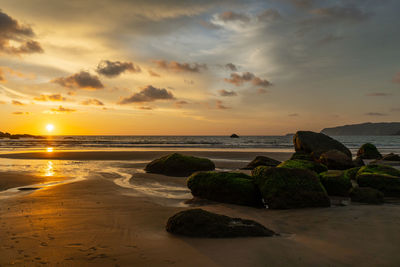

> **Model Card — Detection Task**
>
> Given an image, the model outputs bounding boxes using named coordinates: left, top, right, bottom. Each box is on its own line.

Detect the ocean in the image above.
left=0, top=135, right=399, bottom=155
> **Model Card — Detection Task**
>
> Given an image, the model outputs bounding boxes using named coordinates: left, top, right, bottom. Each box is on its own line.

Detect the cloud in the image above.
left=393, top=72, right=400, bottom=83
left=0, top=9, right=44, bottom=55
left=34, top=94, right=66, bottom=101
left=12, top=111, right=29, bottom=115
left=224, top=72, right=272, bottom=87
left=81, top=98, right=104, bottom=106
left=11, top=100, right=25, bottom=105
left=287, top=0, right=315, bottom=9
left=148, top=69, right=161, bottom=77
left=0, top=68, right=5, bottom=82
left=217, top=11, right=250, bottom=23
left=199, top=19, right=222, bottom=30
left=96, top=60, right=141, bottom=78
left=257, top=88, right=268, bottom=94
left=138, top=106, right=153, bottom=110
left=224, top=63, right=237, bottom=71
left=153, top=60, right=207, bottom=73
left=288, top=113, right=299, bottom=117
left=216, top=100, right=230, bottom=110
left=118, top=85, right=175, bottom=104
left=52, top=71, right=104, bottom=90
left=257, top=9, right=282, bottom=22
left=366, top=92, right=391, bottom=97
left=50, top=106, right=76, bottom=113
left=364, top=112, right=386, bottom=116
left=175, top=100, right=189, bottom=108
left=317, top=34, right=344, bottom=45
left=391, top=108, right=400, bottom=112
left=309, top=5, right=371, bottom=24
left=218, top=89, right=237, bottom=97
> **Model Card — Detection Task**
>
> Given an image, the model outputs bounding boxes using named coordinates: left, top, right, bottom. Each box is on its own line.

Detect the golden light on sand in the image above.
left=47, top=147, right=54, bottom=152
left=46, top=124, right=55, bottom=132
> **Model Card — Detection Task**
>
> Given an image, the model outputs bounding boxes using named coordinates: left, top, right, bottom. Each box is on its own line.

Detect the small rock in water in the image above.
left=230, top=133, right=239, bottom=138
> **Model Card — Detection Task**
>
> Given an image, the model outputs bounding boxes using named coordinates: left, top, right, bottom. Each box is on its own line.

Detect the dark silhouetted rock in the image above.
left=343, top=167, right=361, bottom=181
left=230, top=134, right=239, bottom=138
left=277, top=159, right=328, bottom=174
left=350, top=187, right=384, bottom=204
left=321, top=122, right=400, bottom=136
left=356, top=165, right=400, bottom=197
left=145, top=153, right=215, bottom=177
left=290, top=151, right=314, bottom=161
left=166, top=209, right=275, bottom=238
left=356, top=143, right=382, bottom=159
left=252, top=167, right=330, bottom=209
left=242, top=156, right=281, bottom=170
left=293, top=131, right=352, bottom=158
left=187, top=172, right=263, bottom=207
left=382, top=153, right=400, bottom=161
left=319, top=149, right=354, bottom=170
left=319, top=170, right=352, bottom=196
left=353, top=157, right=365, bottom=167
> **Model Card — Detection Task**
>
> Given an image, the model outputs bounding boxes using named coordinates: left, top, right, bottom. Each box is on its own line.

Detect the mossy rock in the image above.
left=242, top=156, right=281, bottom=170
left=166, top=209, right=275, bottom=238
left=290, top=151, right=314, bottom=161
left=382, top=153, right=400, bottom=162
left=349, top=187, right=384, bottom=204
left=343, top=167, right=361, bottom=181
left=145, top=153, right=215, bottom=177
left=353, top=157, right=365, bottom=167
left=319, top=150, right=354, bottom=170
left=319, top=170, right=352, bottom=196
left=356, top=165, right=400, bottom=197
left=357, top=143, right=382, bottom=159
left=357, top=164, right=400, bottom=177
left=252, top=167, right=330, bottom=209
left=277, top=159, right=328, bottom=174
left=187, top=172, right=263, bottom=207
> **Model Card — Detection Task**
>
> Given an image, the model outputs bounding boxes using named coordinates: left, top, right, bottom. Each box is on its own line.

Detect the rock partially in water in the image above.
left=145, top=153, right=215, bottom=177
left=166, top=209, right=275, bottom=238
left=381, top=153, right=400, bottom=162
left=357, top=143, right=382, bottom=160
left=230, top=134, right=239, bottom=138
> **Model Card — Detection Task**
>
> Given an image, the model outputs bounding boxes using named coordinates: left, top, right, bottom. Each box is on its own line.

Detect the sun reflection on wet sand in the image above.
left=44, top=161, right=54, bottom=176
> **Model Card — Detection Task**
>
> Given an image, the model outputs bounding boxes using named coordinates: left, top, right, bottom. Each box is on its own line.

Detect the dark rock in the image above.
left=350, top=187, right=384, bottom=204
left=353, top=157, right=365, bottom=167
left=145, top=153, right=215, bottom=177
left=293, top=131, right=352, bottom=158
left=252, top=167, right=330, bottom=209
left=230, top=134, right=239, bottom=138
left=290, top=151, right=314, bottom=161
left=356, top=143, right=382, bottom=159
left=319, top=170, right=352, bottom=196
left=343, top=167, right=361, bottom=181
left=319, top=149, right=354, bottom=170
left=277, top=159, right=328, bottom=174
left=187, top=172, right=263, bottom=207
left=382, top=153, right=400, bottom=161
left=242, top=156, right=281, bottom=170
left=356, top=165, right=400, bottom=197
left=166, top=209, right=275, bottom=238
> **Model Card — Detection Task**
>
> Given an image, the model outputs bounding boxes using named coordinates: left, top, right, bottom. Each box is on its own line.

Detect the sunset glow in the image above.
left=46, top=124, right=55, bottom=133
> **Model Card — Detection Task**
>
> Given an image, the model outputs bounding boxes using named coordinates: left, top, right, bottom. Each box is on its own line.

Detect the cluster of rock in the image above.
left=144, top=133, right=400, bottom=237
left=0, top=131, right=45, bottom=140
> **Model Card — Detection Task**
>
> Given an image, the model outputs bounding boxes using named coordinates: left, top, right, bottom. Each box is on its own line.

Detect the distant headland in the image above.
left=321, top=122, right=400, bottom=136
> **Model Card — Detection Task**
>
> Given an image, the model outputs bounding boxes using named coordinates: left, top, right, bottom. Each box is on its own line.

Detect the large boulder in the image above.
left=277, top=159, right=328, bottom=174
left=356, top=143, right=382, bottom=159
left=319, top=149, right=354, bottom=170
left=293, top=131, right=352, bottom=159
left=187, top=172, right=263, bottom=207
left=356, top=165, right=400, bottom=197
left=353, top=157, right=365, bottom=167
left=242, top=156, right=281, bottom=170
left=252, top=167, right=330, bottom=209
left=166, top=209, right=275, bottom=238
left=343, top=167, right=361, bottom=181
left=319, top=170, right=352, bottom=196
left=349, top=187, right=384, bottom=204
left=290, top=151, right=314, bottom=161
left=145, top=153, right=215, bottom=176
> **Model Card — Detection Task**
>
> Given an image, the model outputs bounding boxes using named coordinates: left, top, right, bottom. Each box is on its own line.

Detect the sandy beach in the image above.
left=0, top=150, right=400, bottom=266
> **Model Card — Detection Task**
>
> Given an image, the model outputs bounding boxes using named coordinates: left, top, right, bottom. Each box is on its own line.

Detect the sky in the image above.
left=0, top=0, right=399, bottom=135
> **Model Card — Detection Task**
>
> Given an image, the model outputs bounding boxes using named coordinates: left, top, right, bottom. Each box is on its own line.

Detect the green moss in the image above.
left=145, top=153, right=215, bottom=176
left=252, top=167, right=330, bottom=209
left=290, top=152, right=314, bottom=161
left=349, top=187, right=384, bottom=204
left=357, top=143, right=382, bottom=159
left=344, top=167, right=361, bottom=180
left=357, top=174, right=400, bottom=197
left=187, top=172, right=263, bottom=207
left=277, top=159, right=328, bottom=174
left=319, top=170, right=352, bottom=196
left=357, top=164, right=400, bottom=178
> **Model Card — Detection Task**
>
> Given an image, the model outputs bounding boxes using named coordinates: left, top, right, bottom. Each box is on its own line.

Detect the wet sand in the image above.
left=0, top=151, right=400, bottom=266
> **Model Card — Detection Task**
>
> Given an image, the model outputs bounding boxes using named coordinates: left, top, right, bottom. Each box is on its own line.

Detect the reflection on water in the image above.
left=44, top=161, right=54, bottom=176
left=46, top=147, right=54, bottom=152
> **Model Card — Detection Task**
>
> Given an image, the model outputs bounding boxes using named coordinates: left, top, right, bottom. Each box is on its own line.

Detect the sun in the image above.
left=46, top=124, right=55, bottom=132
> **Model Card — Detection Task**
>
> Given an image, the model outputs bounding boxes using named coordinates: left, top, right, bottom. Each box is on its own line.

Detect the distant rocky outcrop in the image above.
left=321, top=122, right=400, bottom=136
left=0, top=131, right=44, bottom=140
left=230, top=133, right=239, bottom=138
left=166, top=209, right=275, bottom=238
